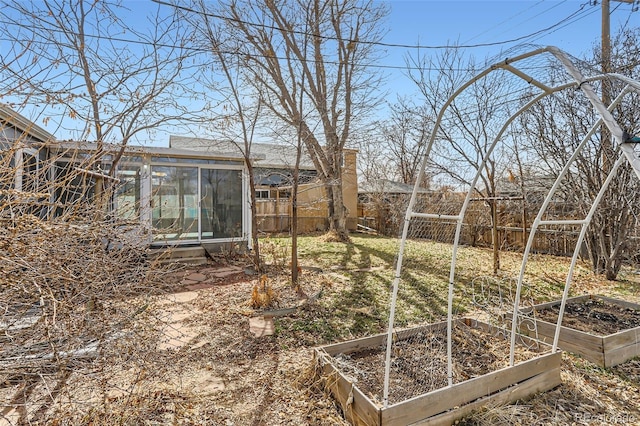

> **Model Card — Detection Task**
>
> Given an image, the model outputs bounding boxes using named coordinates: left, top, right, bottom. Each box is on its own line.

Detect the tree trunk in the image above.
left=246, top=163, right=262, bottom=272
left=326, top=177, right=350, bottom=242
left=490, top=200, right=500, bottom=274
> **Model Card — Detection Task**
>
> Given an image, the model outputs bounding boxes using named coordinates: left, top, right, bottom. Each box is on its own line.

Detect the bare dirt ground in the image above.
left=118, top=262, right=349, bottom=426
left=91, top=261, right=639, bottom=426
left=535, top=298, right=640, bottom=335
left=6, top=260, right=640, bottom=425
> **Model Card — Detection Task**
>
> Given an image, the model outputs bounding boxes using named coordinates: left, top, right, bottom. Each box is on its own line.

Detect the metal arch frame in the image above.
left=383, top=46, right=640, bottom=407
left=509, top=85, right=636, bottom=364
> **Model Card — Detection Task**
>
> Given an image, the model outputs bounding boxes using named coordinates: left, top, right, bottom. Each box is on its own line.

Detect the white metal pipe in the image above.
left=537, top=219, right=588, bottom=226
left=410, top=213, right=460, bottom=221
left=387, top=46, right=580, bottom=391
left=439, top=49, right=571, bottom=386
left=384, top=46, right=634, bottom=400
left=552, top=153, right=627, bottom=351
left=509, top=81, right=632, bottom=364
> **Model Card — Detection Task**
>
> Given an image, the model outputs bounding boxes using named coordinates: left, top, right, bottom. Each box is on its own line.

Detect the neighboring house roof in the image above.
left=359, top=179, right=431, bottom=195
left=48, top=140, right=251, bottom=162
left=170, top=136, right=317, bottom=169
left=0, top=104, right=56, bottom=143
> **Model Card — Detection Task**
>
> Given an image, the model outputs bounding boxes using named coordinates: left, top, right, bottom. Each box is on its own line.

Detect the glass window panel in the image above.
left=121, top=156, right=143, bottom=163
left=53, top=161, right=95, bottom=217
left=151, top=165, right=198, bottom=241
left=0, top=147, right=15, bottom=209
left=200, top=168, right=243, bottom=239
left=115, top=165, right=141, bottom=221
left=21, top=152, right=49, bottom=218
left=22, top=152, right=38, bottom=193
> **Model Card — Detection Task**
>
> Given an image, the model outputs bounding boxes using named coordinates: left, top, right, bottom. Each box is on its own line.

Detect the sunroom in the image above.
left=2, top=129, right=253, bottom=250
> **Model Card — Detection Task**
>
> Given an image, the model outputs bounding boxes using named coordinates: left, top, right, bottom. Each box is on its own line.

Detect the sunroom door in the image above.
left=151, top=165, right=198, bottom=241
left=199, top=168, right=243, bottom=240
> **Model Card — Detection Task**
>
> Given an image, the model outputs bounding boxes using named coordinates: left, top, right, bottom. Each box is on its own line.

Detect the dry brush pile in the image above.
left=0, top=146, right=183, bottom=423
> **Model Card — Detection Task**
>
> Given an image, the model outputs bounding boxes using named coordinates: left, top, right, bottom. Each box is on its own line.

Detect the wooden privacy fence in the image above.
left=479, top=226, right=585, bottom=257
left=256, top=199, right=327, bottom=233
left=256, top=199, right=357, bottom=234
left=257, top=216, right=329, bottom=234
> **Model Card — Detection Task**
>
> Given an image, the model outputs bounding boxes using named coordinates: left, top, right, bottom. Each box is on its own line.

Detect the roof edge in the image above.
left=0, top=104, right=56, bottom=143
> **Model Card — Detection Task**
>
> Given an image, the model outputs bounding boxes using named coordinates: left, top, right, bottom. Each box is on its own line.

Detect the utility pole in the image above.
left=601, top=0, right=634, bottom=174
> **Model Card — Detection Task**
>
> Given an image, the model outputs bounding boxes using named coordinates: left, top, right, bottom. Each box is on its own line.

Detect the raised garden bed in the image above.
left=313, top=318, right=561, bottom=426
left=515, top=295, right=640, bottom=367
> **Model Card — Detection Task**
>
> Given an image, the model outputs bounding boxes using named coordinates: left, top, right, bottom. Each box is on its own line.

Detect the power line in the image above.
left=0, top=21, right=475, bottom=73
left=461, top=0, right=557, bottom=46
left=151, top=0, right=597, bottom=50
left=0, top=1, right=633, bottom=78
left=518, top=2, right=599, bottom=46
left=524, top=1, right=636, bottom=65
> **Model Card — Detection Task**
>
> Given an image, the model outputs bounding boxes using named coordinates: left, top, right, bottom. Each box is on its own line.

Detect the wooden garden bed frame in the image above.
left=313, top=319, right=561, bottom=426
left=516, top=294, right=640, bottom=368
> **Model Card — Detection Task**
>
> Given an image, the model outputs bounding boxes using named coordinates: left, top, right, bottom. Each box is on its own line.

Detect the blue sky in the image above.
left=380, top=0, right=638, bottom=97
left=7, top=0, right=639, bottom=145
left=383, top=0, right=637, bottom=55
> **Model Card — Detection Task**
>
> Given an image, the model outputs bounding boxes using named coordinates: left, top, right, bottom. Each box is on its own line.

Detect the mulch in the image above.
left=535, top=297, right=640, bottom=336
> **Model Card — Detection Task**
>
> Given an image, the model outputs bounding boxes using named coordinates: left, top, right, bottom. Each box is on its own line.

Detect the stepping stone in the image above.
left=164, top=308, right=193, bottom=323
left=158, top=324, right=199, bottom=350
left=214, top=269, right=244, bottom=278
left=157, top=291, right=199, bottom=306
left=194, top=376, right=225, bottom=393
left=184, top=281, right=216, bottom=291
left=200, top=266, right=236, bottom=272
left=249, top=316, right=275, bottom=337
left=185, top=272, right=207, bottom=282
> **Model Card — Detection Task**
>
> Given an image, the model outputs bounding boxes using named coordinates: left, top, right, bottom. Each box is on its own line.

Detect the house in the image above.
left=0, top=104, right=56, bottom=195
left=169, top=136, right=358, bottom=233
left=2, top=106, right=358, bottom=259
left=0, top=106, right=253, bottom=254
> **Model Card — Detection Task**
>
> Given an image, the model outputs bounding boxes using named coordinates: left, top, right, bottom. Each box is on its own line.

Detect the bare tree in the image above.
left=205, top=0, right=388, bottom=242
left=380, top=99, right=433, bottom=186
left=407, top=48, right=511, bottom=274
left=355, top=123, right=394, bottom=186
left=182, top=1, right=265, bottom=270
left=520, top=28, right=640, bottom=280
left=0, top=0, right=202, bottom=174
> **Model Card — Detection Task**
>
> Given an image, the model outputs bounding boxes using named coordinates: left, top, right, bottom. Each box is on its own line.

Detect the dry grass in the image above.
left=11, top=253, right=636, bottom=425
left=2, top=176, right=640, bottom=426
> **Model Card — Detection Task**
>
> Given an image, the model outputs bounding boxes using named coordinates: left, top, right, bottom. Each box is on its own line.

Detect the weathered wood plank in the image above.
left=604, top=338, right=640, bottom=367
left=602, top=327, right=640, bottom=351
left=516, top=295, right=640, bottom=367
left=408, top=368, right=562, bottom=426
left=530, top=319, right=605, bottom=365
left=596, top=295, right=640, bottom=311
left=380, top=352, right=561, bottom=426
left=320, top=335, right=387, bottom=357
left=314, top=349, right=380, bottom=426
left=518, top=295, right=591, bottom=314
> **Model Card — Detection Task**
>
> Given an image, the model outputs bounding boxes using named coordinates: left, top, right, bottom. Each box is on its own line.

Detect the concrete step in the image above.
left=149, top=245, right=209, bottom=265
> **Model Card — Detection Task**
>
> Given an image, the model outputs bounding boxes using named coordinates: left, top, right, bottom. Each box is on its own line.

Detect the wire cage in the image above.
left=316, top=46, right=640, bottom=425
